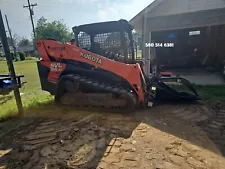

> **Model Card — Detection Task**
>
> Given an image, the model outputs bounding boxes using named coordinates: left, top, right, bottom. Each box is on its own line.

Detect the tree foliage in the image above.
left=19, top=51, right=26, bottom=61
left=35, top=17, right=73, bottom=42
left=7, top=37, right=15, bottom=47
left=18, top=37, right=32, bottom=47
left=137, top=35, right=142, bottom=50
left=6, top=34, right=19, bottom=47
left=132, top=31, right=142, bottom=50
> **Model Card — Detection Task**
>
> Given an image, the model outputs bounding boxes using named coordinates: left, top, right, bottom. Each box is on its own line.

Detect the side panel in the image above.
left=36, top=40, right=146, bottom=103
left=37, top=61, right=66, bottom=95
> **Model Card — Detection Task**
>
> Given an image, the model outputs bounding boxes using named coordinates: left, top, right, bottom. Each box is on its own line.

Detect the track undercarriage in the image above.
left=56, top=74, right=137, bottom=110
left=55, top=73, right=200, bottom=110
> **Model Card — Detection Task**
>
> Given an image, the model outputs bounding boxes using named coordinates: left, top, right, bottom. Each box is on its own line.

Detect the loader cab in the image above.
left=72, top=19, right=135, bottom=63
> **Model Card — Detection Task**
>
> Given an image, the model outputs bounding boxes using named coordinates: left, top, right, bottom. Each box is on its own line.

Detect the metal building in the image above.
left=130, top=0, right=225, bottom=78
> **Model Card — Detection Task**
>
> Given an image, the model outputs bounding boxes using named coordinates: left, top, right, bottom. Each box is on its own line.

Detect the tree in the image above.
left=18, top=37, right=32, bottom=47
left=19, top=51, right=25, bottom=61
left=6, top=34, right=19, bottom=49
left=133, top=33, right=142, bottom=51
left=12, top=34, right=20, bottom=47
left=137, top=35, right=142, bottom=51
left=35, top=17, right=73, bottom=42
left=7, top=37, right=15, bottom=47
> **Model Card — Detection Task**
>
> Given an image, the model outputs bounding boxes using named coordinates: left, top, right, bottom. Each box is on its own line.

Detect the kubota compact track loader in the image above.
left=36, top=19, right=200, bottom=110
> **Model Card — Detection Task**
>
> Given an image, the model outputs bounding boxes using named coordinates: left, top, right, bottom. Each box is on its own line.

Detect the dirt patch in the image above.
left=0, top=102, right=225, bottom=169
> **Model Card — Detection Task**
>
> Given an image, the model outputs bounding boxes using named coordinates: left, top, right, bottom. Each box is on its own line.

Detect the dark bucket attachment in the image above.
left=151, top=76, right=200, bottom=101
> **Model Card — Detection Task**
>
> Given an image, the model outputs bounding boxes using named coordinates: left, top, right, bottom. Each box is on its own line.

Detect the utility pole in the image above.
left=23, top=0, right=37, bottom=39
left=0, top=10, right=23, bottom=114
left=5, top=15, right=17, bottom=60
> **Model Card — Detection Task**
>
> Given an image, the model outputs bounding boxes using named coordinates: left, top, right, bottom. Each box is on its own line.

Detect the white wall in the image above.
left=148, top=0, right=225, bottom=17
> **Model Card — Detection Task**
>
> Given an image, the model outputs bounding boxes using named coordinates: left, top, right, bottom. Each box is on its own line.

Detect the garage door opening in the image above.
left=150, top=25, right=225, bottom=84
left=152, top=25, right=225, bottom=72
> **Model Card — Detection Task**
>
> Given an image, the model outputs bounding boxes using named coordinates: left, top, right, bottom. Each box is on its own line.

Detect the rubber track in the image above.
left=59, top=74, right=137, bottom=110
left=199, top=110, right=225, bottom=155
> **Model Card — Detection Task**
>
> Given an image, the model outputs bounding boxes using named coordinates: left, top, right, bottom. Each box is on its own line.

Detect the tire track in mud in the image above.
left=0, top=103, right=225, bottom=169
left=23, top=114, right=100, bottom=169
left=199, top=109, right=225, bottom=155
left=170, top=104, right=213, bottom=124
left=0, top=114, right=97, bottom=169
left=161, top=103, right=225, bottom=156
left=23, top=114, right=97, bottom=151
left=0, top=113, right=137, bottom=169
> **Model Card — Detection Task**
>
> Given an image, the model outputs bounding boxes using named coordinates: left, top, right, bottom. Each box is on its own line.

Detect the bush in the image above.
left=0, top=57, right=6, bottom=61
left=14, top=56, right=19, bottom=62
left=25, top=56, right=37, bottom=60
left=10, top=52, right=15, bottom=60
left=19, top=51, right=26, bottom=61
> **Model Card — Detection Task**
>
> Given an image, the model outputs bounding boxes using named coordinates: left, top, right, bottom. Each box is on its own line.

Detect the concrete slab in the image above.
left=180, top=74, right=224, bottom=85
left=167, top=69, right=225, bottom=85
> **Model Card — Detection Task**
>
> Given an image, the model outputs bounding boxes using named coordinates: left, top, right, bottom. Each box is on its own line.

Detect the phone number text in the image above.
left=145, top=43, right=174, bottom=48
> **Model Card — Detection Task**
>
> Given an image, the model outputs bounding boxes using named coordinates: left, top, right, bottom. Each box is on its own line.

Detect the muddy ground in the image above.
left=0, top=101, right=225, bottom=169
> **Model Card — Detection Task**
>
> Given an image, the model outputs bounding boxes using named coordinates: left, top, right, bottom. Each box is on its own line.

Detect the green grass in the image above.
left=0, top=60, right=53, bottom=121
left=169, top=84, right=225, bottom=101
left=0, top=60, right=41, bottom=92
left=0, top=60, right=225, bottom=121
left=196, top=85, right=225, bottom=100
left=0, top=94, right=53, bottom=121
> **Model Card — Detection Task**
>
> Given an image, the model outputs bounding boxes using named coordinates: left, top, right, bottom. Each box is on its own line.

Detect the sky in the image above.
left=1, top=0, right=153, bottom=39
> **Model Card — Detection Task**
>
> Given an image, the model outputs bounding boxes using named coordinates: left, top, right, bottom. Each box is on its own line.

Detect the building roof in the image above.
left=130, top=0, right=225, bottom=31
left=0, top=46, right=14, bottom=55
left=129, top=0, right=163, bottom=27
left=17, top=45, right=34, bottom=52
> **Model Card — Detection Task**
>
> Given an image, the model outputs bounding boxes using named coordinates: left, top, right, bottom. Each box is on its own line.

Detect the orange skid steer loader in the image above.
left=36, top=19, right=200, bottom=110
